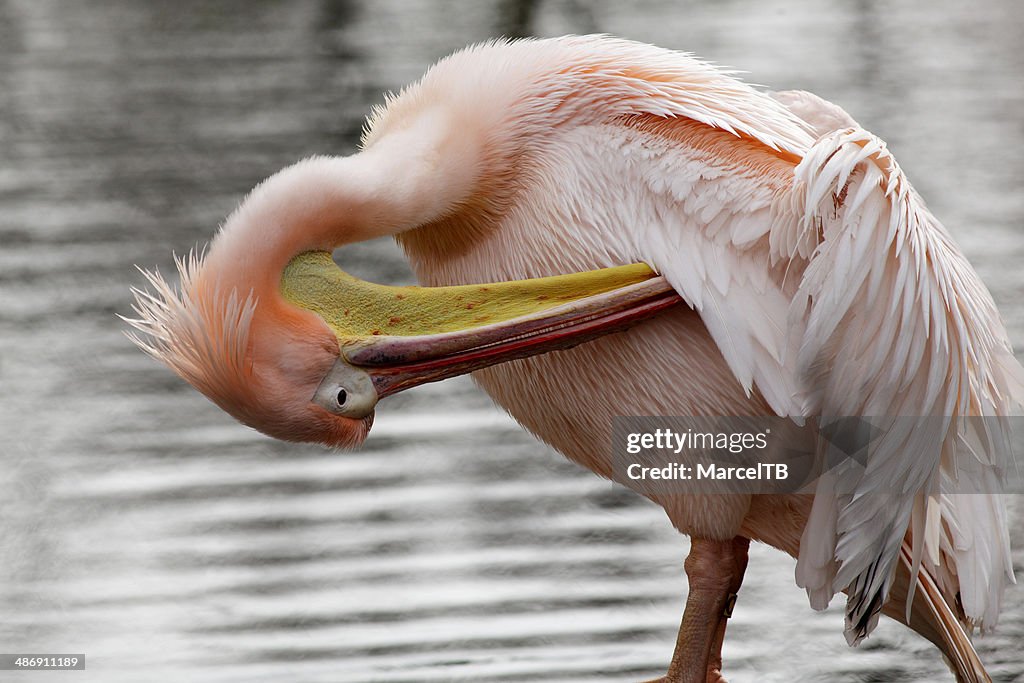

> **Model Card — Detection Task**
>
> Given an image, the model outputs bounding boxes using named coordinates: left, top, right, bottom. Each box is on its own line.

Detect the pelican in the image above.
left=125, top=36, right=1022, bottom=682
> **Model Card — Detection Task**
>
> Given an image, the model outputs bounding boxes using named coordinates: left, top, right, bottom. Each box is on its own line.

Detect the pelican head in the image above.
left=125, top=247, right=377, bottom=448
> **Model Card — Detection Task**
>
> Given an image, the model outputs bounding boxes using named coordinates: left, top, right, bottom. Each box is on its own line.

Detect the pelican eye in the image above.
left=312, top=359, right=378, bottom=419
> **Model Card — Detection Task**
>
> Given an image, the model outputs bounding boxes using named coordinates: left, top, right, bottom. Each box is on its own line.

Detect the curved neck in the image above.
left=201, top=106, right=481, bottom=303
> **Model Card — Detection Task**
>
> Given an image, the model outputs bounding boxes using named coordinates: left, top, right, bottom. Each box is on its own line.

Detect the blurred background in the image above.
left=1, top=0, right=1022, bottom=681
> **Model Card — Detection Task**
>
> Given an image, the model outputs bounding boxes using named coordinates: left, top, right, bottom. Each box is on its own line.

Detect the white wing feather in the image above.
left=594, top=81, right=1021, bottom=644
left=631, top=140, right=806, bottom=418
left=620, top=84, right=1023, bottom=644
left=781, top=125, right=1023, bottom=642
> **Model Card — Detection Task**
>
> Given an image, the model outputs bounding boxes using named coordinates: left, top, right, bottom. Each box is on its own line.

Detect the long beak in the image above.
left=282, top=251, right=682, bottom=412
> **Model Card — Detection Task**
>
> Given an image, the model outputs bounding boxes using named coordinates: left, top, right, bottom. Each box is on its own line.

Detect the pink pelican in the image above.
left=125, top=36, right=1022, bottom=682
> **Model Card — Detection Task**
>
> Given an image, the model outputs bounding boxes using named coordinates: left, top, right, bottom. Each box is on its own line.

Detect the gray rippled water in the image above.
left=1, top=1, right=1022, bottom=681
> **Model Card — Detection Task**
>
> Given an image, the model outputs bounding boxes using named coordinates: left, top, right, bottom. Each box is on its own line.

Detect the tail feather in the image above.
left=885, top=542, right=991, bottom=683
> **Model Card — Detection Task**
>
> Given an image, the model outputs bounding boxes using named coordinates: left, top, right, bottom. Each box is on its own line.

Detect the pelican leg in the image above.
left=701, top=537, right=749, bottom=683
left=648, top=536, right=751, bottom=683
